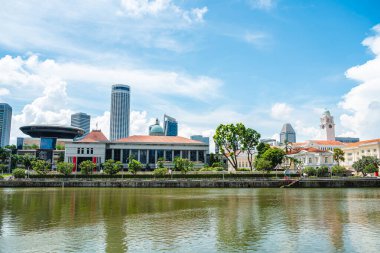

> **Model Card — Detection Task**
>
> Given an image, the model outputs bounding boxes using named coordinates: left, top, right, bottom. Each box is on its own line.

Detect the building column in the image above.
left=111, top=149, right=114, bottom=160
left=137, top=150, right=141, bottom=162
left=196, top=151, right=199, bottom=162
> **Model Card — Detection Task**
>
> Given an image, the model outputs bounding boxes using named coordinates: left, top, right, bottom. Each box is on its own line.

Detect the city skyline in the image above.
left=0, top=1, right=379, bottom=146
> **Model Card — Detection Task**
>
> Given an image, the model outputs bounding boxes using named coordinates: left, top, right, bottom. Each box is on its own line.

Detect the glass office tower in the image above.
left=71, top=112, right=91, bottom=135
left=0, top=103, right=12, bottom=147
left=163, top=114, right=178, bottom=136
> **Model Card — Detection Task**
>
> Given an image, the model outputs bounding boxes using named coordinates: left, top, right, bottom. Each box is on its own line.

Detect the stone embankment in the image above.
left=0, top=178, right=380, bottom=188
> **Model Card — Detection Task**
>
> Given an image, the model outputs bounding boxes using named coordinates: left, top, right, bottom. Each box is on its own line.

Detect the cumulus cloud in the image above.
left=248, top=0, right=276, bottom=10
left=339, top=24, right=380, bottom=139
left=270, top=103, right=293, bottom=120
left=0, top=88, right=10, bottom=96
left=120, top=0, right=207, bottom=23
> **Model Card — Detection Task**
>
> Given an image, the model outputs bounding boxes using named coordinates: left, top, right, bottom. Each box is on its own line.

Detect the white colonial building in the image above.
left=341, top=138, right=380, bottom=169
left=286, top=147, right=335, bottom=169
left=65, top=130, right=209, bottom=172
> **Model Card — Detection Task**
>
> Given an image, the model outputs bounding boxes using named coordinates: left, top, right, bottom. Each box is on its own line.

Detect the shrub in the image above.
left=31, top=160, right=50, bottom=175
left=153, top=168, right=168, bottom=176
left=237, top=168, right=251, bottom=171
left=157, top=157, right=165, bottom=169
left=128, top=158, right=142, bottom=175
left=331, top=165, right=346, bottom=176
left=57, top=162, right=74, bottom=176
left=317, top=166, right=329, bottom=177
left=364, top=163, right=378, bottom=174
left=200, top=167, right=218, bottom=172
left=79, top=160, right=96, bottom=175
left=174, top=157, right=193, bottom=174
left=0, top=164, right=8, bottom=173
left=103, top=160, right=123, bottom=175
left=303, top=166, right=317, bottom=176
left=13, top=168, right=26, bottom=178
left=212, top=162, right=223, bottom=168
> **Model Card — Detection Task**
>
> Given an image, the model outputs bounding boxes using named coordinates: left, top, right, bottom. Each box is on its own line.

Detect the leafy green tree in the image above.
left=57, top=162, right=74, bottom=176
left=317, top=166, right=329, bottom=177
left=103, top=159, right=123, bottom=175
left=174, top=157, right=194, bottom=174
left=0, top=147, right=10, bottom=163
left=352, top=156, right=380, bottom=176
left=128, top=156, right=142, bottom=175
left=58, top=152, right=64, bottom=163
left=0, top=164, right=7, bottom=173
left=260, top=148, right=286, bottom=169
left=79, top=160, right=96, bottom=175
left=331, top=165, right=346, bottom=176
left=213, top=123, right=246, bottom=171
left=31, top=160, right=50, bottom=175
left=303, top=166, right=317, bottom=176
left=21, top=155, right=36, bottom=171
left=333, top=148, right=345, bottom=166
left=153, top=168, right=168, bottom=176
left=254, top=158, right=272, bottom=172
left=364, top=164, right=378, bottom=174
left=4, top=145, right=17, bottom=154
left=157, top=157, right=165, bottom=169
left=256, top=142, right=270, bottom=158
left=13, top=168, right=26, bottom=179
left=240, top=127, right=261, bottom=171
left=10, top=154, right=23, bottom=170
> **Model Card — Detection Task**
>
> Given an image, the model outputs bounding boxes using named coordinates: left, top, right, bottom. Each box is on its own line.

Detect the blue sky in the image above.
left=0, top=0, right=380, bottom=146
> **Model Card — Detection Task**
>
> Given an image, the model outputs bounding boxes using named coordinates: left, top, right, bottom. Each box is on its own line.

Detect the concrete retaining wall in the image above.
left=0, top=178, right=380, bottom=188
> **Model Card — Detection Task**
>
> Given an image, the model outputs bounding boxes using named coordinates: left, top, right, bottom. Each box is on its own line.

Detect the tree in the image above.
left=103, top=159, right=123, bottom=175
left=331, top=165, right=346, bottom=176
left=261, top=148, right=286, bottom=169
left=58, top=152, right=64, bottom=163
left=57, top=162, right=74, bottom=176
left=31, top=160, right=50, bottom=175
left=0, top=147, right=10, bottom=163
left=174, top=157, right=194, bottom=174
left=333, top=148, right=345, bottom=166
left=128, top=156, right=142, bottom=175
left=317, top=166, right=329, bottom=177
left=240, top=128, right=261, bottom=171
left=157, top=157, right=165, bottom=169
left=364, top=164, right=378, bottom=174
left=303, top=166, right=317, bottom=176
left=79, top=160, right=96, bottom=175
left=213, top=123, right=246, bottom=171
left=10, top=154, right=23, bottom=170
left=21, top=155, right=36, bottom=171
left=256, top=142, right=270, bottom=158
left=352, top=156, right=380, bottom=176
left=254, top=158, right=272, bottom=172
left=13, top=168, right=26, bottom=179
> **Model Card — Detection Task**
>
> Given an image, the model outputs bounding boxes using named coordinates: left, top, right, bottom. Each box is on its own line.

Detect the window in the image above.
left=106, top=149, right=112, bottom=160
left=374, top=149, right=377, bottom=152
left=362, top=150, right=364, bottom=153
left=308, top=158, right=312, bottom=164
left=77, top=148, right=80, bottom=154
left=131, top=149, right=139, bottom=160
left=157, top=150, right=164, bottom=160
left=174, top=150, right=181, bottom=159
left=86, top=148, right=90, bottom=154
left=81, top=148, right=84, bottom=154
left=348, top=153, right=352, bottom=156
left=190, top=151, right=197, bottom=161
left=182, top=150, right=189, bottom=159
left=325, top=157, right=328, bottom=163
left=114, top=149, right=121, bottom=162
left=90, top=148, right=94, bottom=154
left=198, top=151, right=205, bottom=162
left=165, top=150, right=172, bottom=161
left=140, top=150, right=147, bottom=164
left=149, top=150, right=155, bottom=164
left=122, top=149, right=129, bottom=163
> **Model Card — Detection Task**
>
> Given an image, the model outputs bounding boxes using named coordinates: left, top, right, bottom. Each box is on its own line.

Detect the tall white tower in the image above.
left=320, top=110, right=335, bottom=141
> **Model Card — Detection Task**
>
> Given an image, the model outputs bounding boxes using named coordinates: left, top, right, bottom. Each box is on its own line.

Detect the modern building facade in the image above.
left=335, top=137, right=360, bottom=143
left=191, top=135, right=209, bottom=145
left=0, top=103, right=12, bottom=147
left=163, top=114, right=178, bottom=136
left=110, top=84, right=130, bottom=141
left=280, top=123, right=296, bottom=144
left=260, top=138, right=278, bottom=146
left=320, top=110, right=336, bottom=141
left=71, top=112, right=91, bottom=135
left=65, top=130, right=209, bottom=171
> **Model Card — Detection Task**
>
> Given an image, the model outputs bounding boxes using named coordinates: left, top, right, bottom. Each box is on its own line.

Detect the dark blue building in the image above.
left=163, top=114, right=178, bottom=136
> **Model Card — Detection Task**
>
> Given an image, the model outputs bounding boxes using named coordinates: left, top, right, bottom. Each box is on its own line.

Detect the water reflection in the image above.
left=0, top=188, right=379, bottom=252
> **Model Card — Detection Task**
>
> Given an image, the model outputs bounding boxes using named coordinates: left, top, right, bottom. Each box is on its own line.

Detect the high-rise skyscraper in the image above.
left=0, top=103, right=12, bottom=147
left=280, top=123, right=296, bottom=144
left=163, top=114, right=178, bottom=136
left=71, top=112, right=91, bottom=135
left=110, top=84, right=130, bottom=140
left=320, top=110, right=335, bottom=141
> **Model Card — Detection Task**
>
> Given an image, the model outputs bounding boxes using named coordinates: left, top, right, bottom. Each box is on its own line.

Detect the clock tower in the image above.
left=320, top=110, right=335, bottom=140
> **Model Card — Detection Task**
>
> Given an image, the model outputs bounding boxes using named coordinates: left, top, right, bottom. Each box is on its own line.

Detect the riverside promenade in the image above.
left=1, top=178, right=380, bottom=188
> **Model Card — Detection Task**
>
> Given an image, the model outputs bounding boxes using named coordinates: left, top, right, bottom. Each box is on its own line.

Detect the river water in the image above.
left=0, top=188, right=379, bottom=252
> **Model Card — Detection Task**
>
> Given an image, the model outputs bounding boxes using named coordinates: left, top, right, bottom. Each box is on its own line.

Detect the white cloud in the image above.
left=248, top=0, right=276, bottom=10
left=0, top=88, right=10, bottom=96
left=294, top=120, right=322, bottom=141
left=339, top=24, right=380, bottom=139
left=271, top=103, right=293, bottom=120
left=120, top=0, right=207, bottom=23
left=244, top=32, right=269, bottom=48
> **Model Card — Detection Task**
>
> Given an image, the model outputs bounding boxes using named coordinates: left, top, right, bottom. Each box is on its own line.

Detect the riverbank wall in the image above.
left=1, top=178, right=380, bottom=188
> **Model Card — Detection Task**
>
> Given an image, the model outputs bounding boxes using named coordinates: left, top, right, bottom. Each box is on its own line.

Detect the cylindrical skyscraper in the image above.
left=110, top=84, right=130, bottom=141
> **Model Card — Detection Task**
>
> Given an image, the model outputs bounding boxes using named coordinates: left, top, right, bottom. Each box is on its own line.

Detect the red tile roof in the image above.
left=116, top=135, right=206, bottom=145
left=309, top=140, right=344, bottom=146
left=344, top=138, right=380, bottom=148
left=288, top=147, right=325, bottom=155
left=77, top=130, right=109, bottom=143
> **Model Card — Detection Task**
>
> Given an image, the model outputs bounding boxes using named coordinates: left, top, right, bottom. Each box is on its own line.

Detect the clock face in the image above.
left=329, top=124, right=332, bottom=128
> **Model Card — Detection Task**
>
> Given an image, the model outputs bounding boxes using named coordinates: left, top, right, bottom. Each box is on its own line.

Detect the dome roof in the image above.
left=149, top=119, right=164, bottom=136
